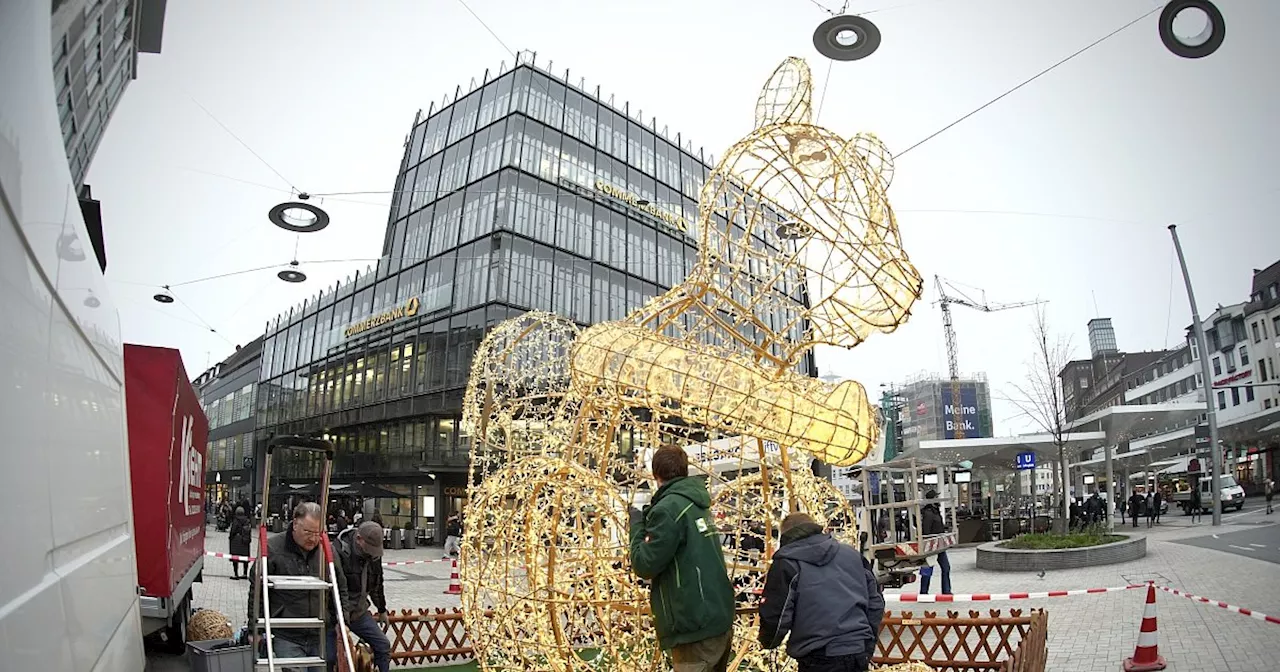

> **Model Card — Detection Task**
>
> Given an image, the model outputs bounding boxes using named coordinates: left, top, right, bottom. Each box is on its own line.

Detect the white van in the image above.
left=1197, top=474, right=1246, bottom=512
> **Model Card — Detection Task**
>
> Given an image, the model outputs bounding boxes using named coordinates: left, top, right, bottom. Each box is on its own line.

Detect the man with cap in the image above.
left=758, top=512, right=884, bottom=672
left=332, top=521, right=392, bottom=672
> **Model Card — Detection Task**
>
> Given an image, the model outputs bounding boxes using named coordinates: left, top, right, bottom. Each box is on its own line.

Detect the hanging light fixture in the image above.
left=812, top=14, right=882, bottom=62
left=153, top=285, right=175, bottom=303
left=776, top=219, right=814, bottom=241
left=277, top=260, right=307, bottom=283
left=1158, top=0, right=1225, bottom=59
left=268, top=192, right=331, bottom=233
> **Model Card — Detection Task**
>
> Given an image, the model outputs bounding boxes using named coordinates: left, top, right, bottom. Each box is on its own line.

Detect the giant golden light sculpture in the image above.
left=461, top=56, right=924, bottom=672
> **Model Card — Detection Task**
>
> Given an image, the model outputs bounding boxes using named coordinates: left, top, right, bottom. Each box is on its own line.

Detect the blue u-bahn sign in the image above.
left=1015, top=452, right=1036, bottom=470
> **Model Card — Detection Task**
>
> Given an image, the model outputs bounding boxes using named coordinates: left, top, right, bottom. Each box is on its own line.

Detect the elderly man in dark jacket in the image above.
left=759, top=512, right=884, bottom=672
left=248, top=502, right=348, bottom=672
left=333, top=521, right=392, bottom=672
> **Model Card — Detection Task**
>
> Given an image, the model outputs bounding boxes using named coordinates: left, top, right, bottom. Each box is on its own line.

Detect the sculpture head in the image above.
left=695, top=57, right=922, bottom=359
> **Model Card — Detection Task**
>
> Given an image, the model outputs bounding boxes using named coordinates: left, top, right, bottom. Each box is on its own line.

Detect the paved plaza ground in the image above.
left=184, top=506, right=1279, bottom=671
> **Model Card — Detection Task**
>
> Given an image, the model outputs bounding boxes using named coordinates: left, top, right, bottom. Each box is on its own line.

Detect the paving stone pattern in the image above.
left=194, top=508, right=1278, bottom=671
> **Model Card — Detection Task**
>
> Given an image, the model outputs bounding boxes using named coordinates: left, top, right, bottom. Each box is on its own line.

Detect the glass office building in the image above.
left=255, top=53, right=817, bottom=535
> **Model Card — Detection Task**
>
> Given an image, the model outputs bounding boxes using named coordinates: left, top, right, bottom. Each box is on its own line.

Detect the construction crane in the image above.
left=934, top=275, right=1043, bottom=439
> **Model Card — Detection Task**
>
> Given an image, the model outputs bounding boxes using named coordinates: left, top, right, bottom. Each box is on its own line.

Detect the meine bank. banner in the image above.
left=940, top=384, right=984, bottom=439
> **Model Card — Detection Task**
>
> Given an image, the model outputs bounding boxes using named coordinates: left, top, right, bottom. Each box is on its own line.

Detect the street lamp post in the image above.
left=1168, top=224, right=1223, bottom=526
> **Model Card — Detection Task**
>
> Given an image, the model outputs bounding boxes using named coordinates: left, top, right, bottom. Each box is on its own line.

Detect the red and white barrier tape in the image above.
left=1155, top=585, right=1280, bottom=625
left=205, top=550, right=452, bottom=566
left=746, top=584, right=1144, bottom=601
left=205, top=551, right=254, bottom=561
left=382, top=559, right=454, bottom=566
left=887, top=584, right=1144, bottom=603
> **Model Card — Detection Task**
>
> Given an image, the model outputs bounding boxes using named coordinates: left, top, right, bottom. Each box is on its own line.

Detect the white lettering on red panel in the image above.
left=179, top=415, right=203, bottom=516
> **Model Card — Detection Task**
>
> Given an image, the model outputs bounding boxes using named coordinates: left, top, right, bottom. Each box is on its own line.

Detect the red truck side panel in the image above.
left=124, top=344, right=208, bottom=599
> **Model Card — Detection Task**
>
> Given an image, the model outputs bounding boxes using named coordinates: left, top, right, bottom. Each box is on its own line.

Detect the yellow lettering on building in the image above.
left=594, top=179, right=685, bottom=233
left=343, top=297, right=423, bottom=338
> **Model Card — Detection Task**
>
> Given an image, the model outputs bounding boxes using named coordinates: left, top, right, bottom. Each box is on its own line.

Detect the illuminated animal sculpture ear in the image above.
left=840, top=132, right=895, bottom=189
left=754, top=57, right=813, bottom=129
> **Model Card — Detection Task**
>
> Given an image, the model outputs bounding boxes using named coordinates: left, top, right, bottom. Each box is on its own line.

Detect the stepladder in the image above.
left=249, top=435, right=356, bottom=671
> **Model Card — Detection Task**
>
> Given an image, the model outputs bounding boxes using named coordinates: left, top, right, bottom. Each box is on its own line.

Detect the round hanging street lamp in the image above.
left=1158, top=0, right=1225, bottom=59
left=813, top=15, right=882, bottom=62
left=268, top=199, right=330, bottom=233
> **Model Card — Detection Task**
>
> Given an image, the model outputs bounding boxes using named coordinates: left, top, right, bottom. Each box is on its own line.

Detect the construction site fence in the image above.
left=374, top=607, right=1048, bottom=671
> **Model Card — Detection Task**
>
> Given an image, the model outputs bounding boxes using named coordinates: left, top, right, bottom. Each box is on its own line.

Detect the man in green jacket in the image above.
left=630, top=445, right=736, bottom=671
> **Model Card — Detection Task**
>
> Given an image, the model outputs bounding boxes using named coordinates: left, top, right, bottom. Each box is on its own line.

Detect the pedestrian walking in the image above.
left=1128, top=492, right=1143, bottom=529
left=334, top=521, right=392, bottom=672
left=1189, top=485, right=1202, bottom=523
left=1145, top=492, right=1155, bottom=528
left=228, top=507, right=252, bottom=579
left=758, top=513, right=885, bottom=672
left=1153, top=490, right=1163, bottom=525
left=1266, top=478, right=1274, bottom=515
left=629, top=445, right=736, bottom=672
left=443, top=514, right=462, bottom=557
left=919, top=491, right=951, bottom=596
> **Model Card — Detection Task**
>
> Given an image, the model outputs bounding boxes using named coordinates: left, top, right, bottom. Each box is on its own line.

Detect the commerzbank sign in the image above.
left=594, top=179, right=685, bottom=233
left=343, top=296, right=421, bottom=338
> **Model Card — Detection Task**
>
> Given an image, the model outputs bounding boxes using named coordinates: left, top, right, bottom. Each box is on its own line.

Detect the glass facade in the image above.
left=256, top=59, right=817, bottom=529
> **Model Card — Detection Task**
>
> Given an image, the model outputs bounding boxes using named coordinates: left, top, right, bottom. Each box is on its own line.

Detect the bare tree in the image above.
left=1006, top=306, right=1075, bottom=530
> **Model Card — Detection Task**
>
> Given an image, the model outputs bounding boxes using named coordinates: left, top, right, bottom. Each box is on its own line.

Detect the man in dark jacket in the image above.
left=228, top=507, right=252, bottom=579
left=759, top=512, right=884, bottom=672
left=332, top=521, right=392, bottom=672
left=248, top=502, right=348, bottom=672
left=629, top=445, right=736, bottom=671
left=919, top=491, right=951, bottom=595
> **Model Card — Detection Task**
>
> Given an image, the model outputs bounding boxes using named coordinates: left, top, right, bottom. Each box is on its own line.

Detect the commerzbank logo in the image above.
left=343, top=296, right=421, bottom=338
left=179, top=415, right=203, bottom=516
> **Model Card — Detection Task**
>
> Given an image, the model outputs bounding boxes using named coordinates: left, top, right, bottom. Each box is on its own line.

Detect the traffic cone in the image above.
left=1123, top=583, right=1166, bottom=671
left=443, top=557, right=462, bottom=595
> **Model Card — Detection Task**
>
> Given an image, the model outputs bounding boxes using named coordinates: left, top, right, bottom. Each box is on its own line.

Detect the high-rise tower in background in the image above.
left=52, top=0, right=167, bottom=187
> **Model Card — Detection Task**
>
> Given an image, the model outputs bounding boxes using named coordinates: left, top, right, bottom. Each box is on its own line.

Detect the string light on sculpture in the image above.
left=462, top=57, right=922, bottom=672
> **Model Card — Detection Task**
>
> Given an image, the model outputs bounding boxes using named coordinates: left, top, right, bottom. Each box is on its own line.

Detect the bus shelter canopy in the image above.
left=914, top=431, right=1107, bottom=472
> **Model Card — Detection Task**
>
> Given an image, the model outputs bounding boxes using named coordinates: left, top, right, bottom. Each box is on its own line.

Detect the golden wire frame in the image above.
left=461, top=57, right=924, bottom=672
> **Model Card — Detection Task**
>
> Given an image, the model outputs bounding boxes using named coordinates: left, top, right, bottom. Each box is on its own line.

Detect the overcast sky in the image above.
left=90, top=0, right=1278, bottom=434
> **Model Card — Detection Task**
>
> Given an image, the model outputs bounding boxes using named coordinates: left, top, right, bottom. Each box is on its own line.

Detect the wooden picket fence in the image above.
left=376, top=607, right=1047, bottom=671
left=871, top=609, right=1047, bottom=672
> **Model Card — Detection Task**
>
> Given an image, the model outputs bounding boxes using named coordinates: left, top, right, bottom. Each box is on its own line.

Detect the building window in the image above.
left=1240, top=346, right=1249, bottom=366
left=1212, top=357, right=1221, bottom=376
left=1245, top=386, right=1255, bottom=403
left=1230, top=387, right=1240, bottom=406
left=1217, top=390, right=1226, bottom=410
left=1254, top=322, right=1263, bottom=343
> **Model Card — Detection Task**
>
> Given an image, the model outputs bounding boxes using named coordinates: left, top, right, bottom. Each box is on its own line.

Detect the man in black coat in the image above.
left=759, top=513, right=884, bottom=672
left=919, top=491, right=952, bottom=595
